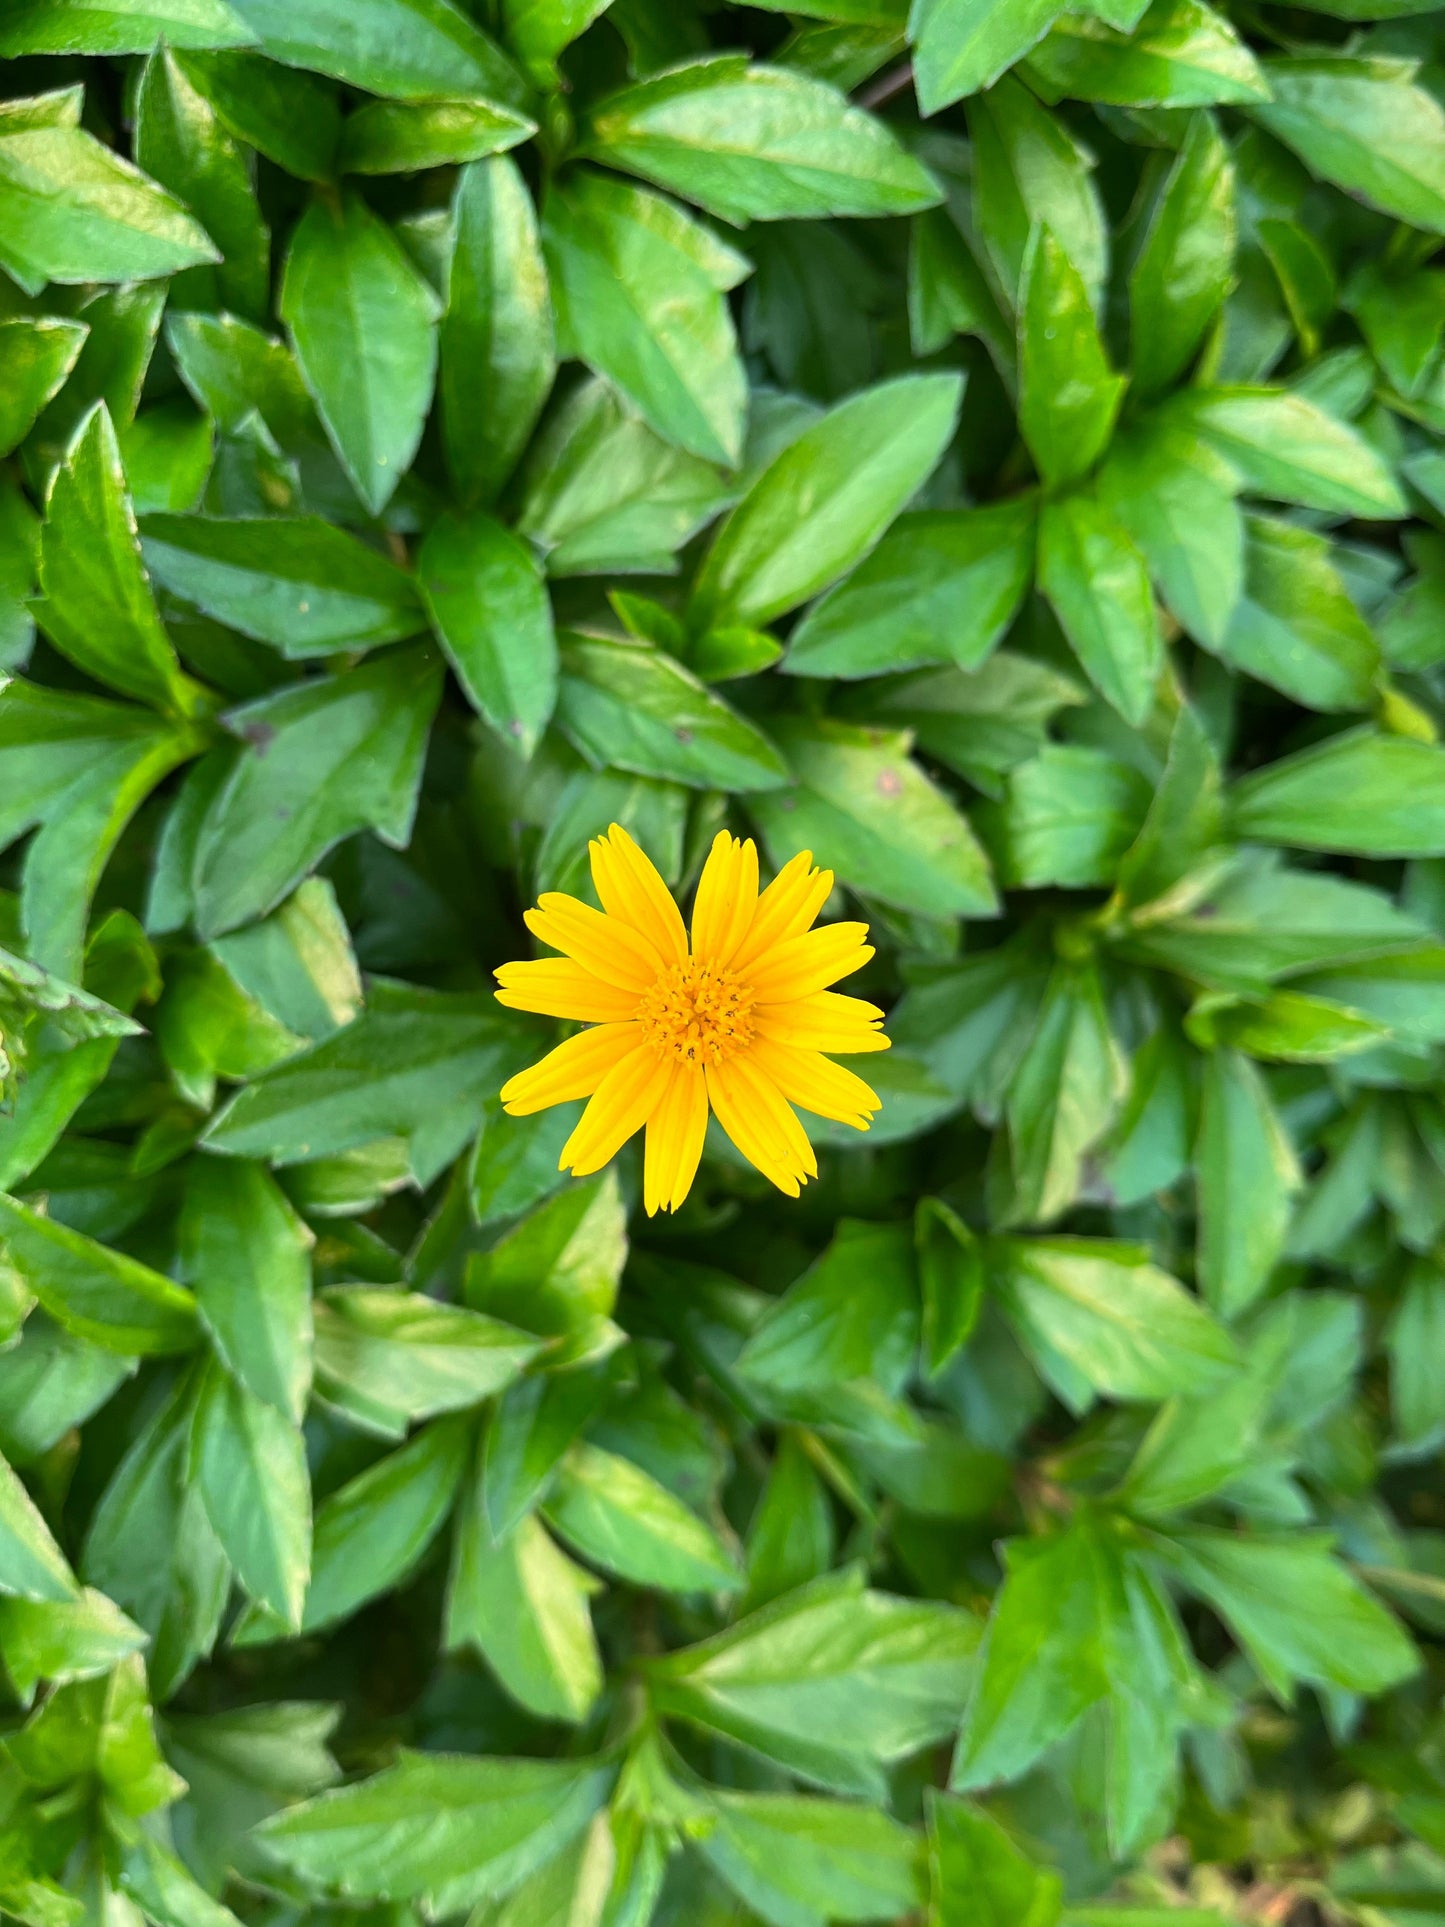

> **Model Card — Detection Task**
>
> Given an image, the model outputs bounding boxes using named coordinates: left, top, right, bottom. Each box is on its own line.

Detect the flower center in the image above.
left=637, top=958, right=755, bottom=1067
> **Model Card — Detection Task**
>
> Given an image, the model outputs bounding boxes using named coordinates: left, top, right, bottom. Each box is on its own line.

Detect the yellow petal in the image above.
left=561, top=1044, right=673, bottom=1176
left=526, top=894, right=664, bottom=993
left=706, top=1056, right=816, bottom=1196
left=745, top=1036, right=881, bottom=1128
left=643, top=1063, right=709, bottom=1216
left=747, top=924, right=874, bottom=1002
left=731, top=852, right=834, bottom=975
left=494, top=958, right=642, bottom=1023
left=691, top=831, right=760, bottom=967
left=753, top=989, right=891, bottom=1054
left=500, top=1023, right=642, bottom=1116
left=590, top=823, right=688, bottom=965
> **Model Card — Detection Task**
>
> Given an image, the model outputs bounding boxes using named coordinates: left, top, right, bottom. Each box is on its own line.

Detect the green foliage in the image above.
left=3, top=3, right=1445, bottom=1925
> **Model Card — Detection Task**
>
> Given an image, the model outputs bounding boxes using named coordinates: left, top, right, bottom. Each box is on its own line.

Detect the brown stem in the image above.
left=856, top=61, right=915, bottom=110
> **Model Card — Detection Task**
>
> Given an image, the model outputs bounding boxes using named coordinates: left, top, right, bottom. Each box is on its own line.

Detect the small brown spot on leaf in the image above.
left=241, top=720, right=276, bottom=754
left=877, top=767, right=903, bottom=799
left=675, top=726, right=694, bottom=744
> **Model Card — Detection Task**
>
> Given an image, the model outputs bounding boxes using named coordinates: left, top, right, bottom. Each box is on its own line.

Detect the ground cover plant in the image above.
left=5, top=0, right=1445, bottom=1921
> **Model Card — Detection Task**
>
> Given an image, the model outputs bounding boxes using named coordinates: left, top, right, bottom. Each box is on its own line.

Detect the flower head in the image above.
left=495, top=825, right=889, bottom=1215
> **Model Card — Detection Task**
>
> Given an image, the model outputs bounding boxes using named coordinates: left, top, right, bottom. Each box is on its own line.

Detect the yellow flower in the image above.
left=495, top=824, right=890, bottom=1215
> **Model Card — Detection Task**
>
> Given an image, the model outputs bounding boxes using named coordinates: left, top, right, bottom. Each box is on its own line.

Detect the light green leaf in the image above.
left=1037, top=486, right=1161, bottom=725
left=784, top=500, right=1036, bottom=680
left=0, top=1192, right=199, bottom=1357
left=544, top=1441, right=742, bottom=1592
left=556, top=633, right=789, bottom=791
left=36, top=403, right=208, bottom=717
left=1018, top=225, right=1125, bottom=490
left=0, top=119, right=218, bottom=293
left=224, top=0, right=525, bottom=106
left=256, top=1751, right=614, bottom=1911
left=748, top=717, right=997, bottom=918
left=418, top=509, right=557, bottom=757
left=995, top=1237, right=1238, bottom=1407
left=281, top=193, right=442, bottom=516
left=543, top=170, right=748, bottom=467
left=191, top=646, right=443, bottom=938
left=585, top=56, right=940, bottom=223
left=191, top=1357, right=311, bottom=1628
left=691, top=371, right=962, bottom=630
left=140, top=512, right=423, bottom=654
left=179, top=1157, right=313, bottom=1423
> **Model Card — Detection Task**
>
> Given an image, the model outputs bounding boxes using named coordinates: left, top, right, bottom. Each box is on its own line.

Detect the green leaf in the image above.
left=1214, top=514, right=1379, bottom=711
left=206, top=982, right=521, bottom=1185
left=241, top=1415, right=469, bottom=1639
left=1195, top=1049, right=1301, bottom=1319
left=584, top=56, right=940, bottom=223
left=544, top=1440, right=742, bottom=1592
left=518, top=376, right=730, bottom=577
left=441, top=157, right=554, bottom=509
left=951, top=1509, right=1139, bottom=1790
left=1154, top=1527, right=1418, bottom=1698
left=0, top=317, right=88, bottom=461
left=315, top=1286, right=539, bottom=1433
left=0, top=0, right=253, bottom=51
left=1233, top=729, right=1445, bottom=856
left=418, top=510, right=557, bottom=757
left=927, top=1792, right=1063, bottom=1927
left=556, top=633, right=789, bottom=792
left=0, top=1585, right=147, bottom=1699
left=191, top=1356, right=311, bottom=1627
left=224, top=0, right=525, bottom=106
left=1025, top=0, right=1266, bottom=108
left=737, top=1220, right=918, bottom=1432
left=1037, top=485, right=1161, bottom=724
left=36, top=403, right=208, bottom=718
left=1018, top=226, right=1125, bottom=490
left=845, top=651, right=1085, bottom=797
left=917, top=1197, right=985, bottom=1377
left=117, top=1835, right=246, bottom=1927
left=995, top=1237, right=1238, bottom=1407
left=1164, top=385, right=1407, bottom=519
left=968, top=76, right=1106, bottom=311
left=648, top=1567, right=979, bottom=1796
left=257, top=1751, right=614, bottom=1910
left=690, top=371, right=962, bottom=630
left=910, top=0, right=1064, bottom=115
left=446, top=1498, right=603, bottom=1722
left=339, top=95, right=533, bottom=174
left=140, top=513, right=423, bottom=654
left=784, top=500, right=1035, bottom=680
left=1129, top=111, right=1235, bottom=399
left=179, top=48, right=340, bottom=182
left=281, top=194, right=442, bottom=516
left=1099, top=420, right=1243, bottom=649
left=696, top=1789, right=925, bottom=1927
left=0, top=680, right=201, bottom=978
left=81, top=1379, right=229, bottom=1698
left=1252, top=56, right=1445, bottom=236
left=543, top=170, right=748, bottom=467
left=0, top=1452, right=78, bottom=1603
left=743, top=1430, right=835, bottom=1613
left=0, top=118, right=218, bottom=294
left=191, top=646, right=443, bottom=938
left=179, top=1157, right=313, bottom=1423
left=135, top=45, right=269, bottom=321
left=0, top=1192, right=198, bottom=1357
left=1388, top=1261, right=1445, bottom=1453
left=748, top=717, right=997, bottom=918
left=988, top=744, right=1152, bottom=890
